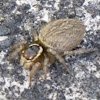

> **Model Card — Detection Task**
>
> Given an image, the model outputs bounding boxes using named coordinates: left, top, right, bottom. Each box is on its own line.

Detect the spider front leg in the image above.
left=64, top=48, right=97, bottom=56
left=10, top=41, right=27, bottom=51
left=9, top=48, right=23, bottom=63
left=9, top=41, right=27, bottom=63
left=30, top=28, right=38, bottom=42
left=29, top=62, right=41, bottom=85
left=47, top=48, right=71, bottom=74
left=43, top=54, right=49, bottom=80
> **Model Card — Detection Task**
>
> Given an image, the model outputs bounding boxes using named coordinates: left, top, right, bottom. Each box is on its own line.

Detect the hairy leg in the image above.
left=43, top=54, right=49, bottom=80
left=24, top=62, right=34, bottom=69
left=9, top=48, right=23, bottom=63
left=9, top=41, right=27, bottom=63
left=31, top=28, right=38, bottom=42
left=64, top=48, right=97, bottom=56
left=47, top=48, right=71, bottom=74
left=29, top=62, right=41, bottom=85
left=20, top=55, right=26, bottom=66
left=10, top=41, right=27, bottom=52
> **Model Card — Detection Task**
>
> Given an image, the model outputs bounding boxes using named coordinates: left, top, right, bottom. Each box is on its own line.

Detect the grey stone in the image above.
left=73, top=0, right=85, bottom=7
left=0, top=0, right=100, bottom=100
left=17, top=4, right=30, bottom=13
left=0, top=26, right=10, bottom=36
left=0, top=37, right=12, bottom=49
left=67, top=7, right=76, bottom=18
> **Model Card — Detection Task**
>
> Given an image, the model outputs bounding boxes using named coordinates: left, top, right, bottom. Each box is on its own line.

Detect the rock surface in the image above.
left=0, top=0, right=100, bottom=100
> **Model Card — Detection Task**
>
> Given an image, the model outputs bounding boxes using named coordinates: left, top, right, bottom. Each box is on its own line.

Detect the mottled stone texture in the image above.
left=0, top=0, right=100, bottom=100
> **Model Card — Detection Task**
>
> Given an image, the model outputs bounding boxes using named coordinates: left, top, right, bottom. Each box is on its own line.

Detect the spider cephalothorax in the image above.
left=10, top=19, right=96, bottom=85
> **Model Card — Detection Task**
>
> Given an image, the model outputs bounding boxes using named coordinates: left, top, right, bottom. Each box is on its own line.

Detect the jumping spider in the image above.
left=10, top=19, right=96, bottom=85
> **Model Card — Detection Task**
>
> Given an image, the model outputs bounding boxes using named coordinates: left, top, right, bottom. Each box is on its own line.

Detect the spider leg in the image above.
left=9, top=41, right=27, bottom=63
left=64, top=48, right=97, bottom=56
left=10, top=41, right=27, bottom=52
left=30, top=28, right=38, bottom=42
left=29, top=62, right=41, bottom=86
left=9, top=48, right=23, bottom=63
left=20, top=55, right=26, bottom=66
left=43, top=54, right=49, bottom=80
left=47, top=48, right=71, bottom=74
left=24, top=62, right=34, bottom=69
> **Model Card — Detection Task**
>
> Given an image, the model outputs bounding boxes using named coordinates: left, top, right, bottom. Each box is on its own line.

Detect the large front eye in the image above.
left=23, top=45, right=40, bottom=60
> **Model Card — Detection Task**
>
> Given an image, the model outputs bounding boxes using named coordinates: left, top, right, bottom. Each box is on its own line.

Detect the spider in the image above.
left=9, top=19, right=96, bottom=85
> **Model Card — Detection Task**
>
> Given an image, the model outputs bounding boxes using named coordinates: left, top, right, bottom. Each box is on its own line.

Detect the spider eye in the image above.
left=23, top=45, right=39, bottom=60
